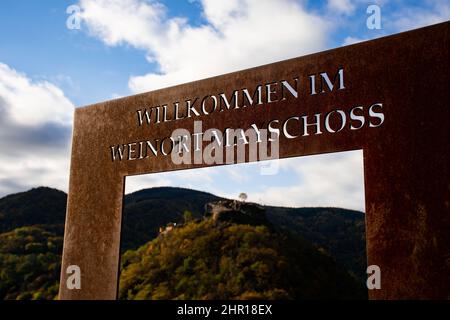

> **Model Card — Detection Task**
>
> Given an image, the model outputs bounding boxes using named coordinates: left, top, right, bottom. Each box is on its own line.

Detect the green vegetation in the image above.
left=0, top=186, right=368, bottom=300
left=0, top=187, right=65, bottom=300
left=0, top=226, right=62, bottom=300
left=120, top=187, right=220, bottom=251
left=0, top=187, right=66, bottom=234
left=119, top=219, right=366, bottom=300
left=183, top=210, right=193, bottom=223
left=267, top=207, right=367, bottom=282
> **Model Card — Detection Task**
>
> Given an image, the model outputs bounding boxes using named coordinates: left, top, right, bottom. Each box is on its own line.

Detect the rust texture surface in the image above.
left=59, top=22, right=450, bottom=299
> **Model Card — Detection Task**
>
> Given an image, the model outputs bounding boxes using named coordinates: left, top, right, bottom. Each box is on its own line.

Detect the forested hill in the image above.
left=0, top=186, right=366, bottom=299
left=0, top=187, right=66, bottom=234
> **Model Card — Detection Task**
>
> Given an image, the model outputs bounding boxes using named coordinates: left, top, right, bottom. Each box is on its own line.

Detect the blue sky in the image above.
left=0, top=0, right=448, bottom=210
left=2, top=0, right=446, bottom=106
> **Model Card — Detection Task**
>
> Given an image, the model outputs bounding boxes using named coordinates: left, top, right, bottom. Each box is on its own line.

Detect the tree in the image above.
left=183, top=210, right=193, bottom=223
left=238, top=193, right=248, bottom=202
left=118, top=218, right=366, bottom=300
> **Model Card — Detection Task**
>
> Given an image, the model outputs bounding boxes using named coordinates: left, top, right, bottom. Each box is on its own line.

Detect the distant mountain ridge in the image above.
left=122, top=186, right=222, bottom=250
left=0, top=186, right=366, bottom=277
left=0, top=187, right=66, bottom=234
left=0, top=186, right=367, bottom=299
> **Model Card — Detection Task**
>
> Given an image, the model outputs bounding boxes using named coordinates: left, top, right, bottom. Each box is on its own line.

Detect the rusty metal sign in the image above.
left=59, top=22, right=450, bottom=299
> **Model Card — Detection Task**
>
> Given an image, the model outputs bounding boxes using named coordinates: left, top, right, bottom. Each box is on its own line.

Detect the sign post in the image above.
left=59, top=22, right=450, bottom=300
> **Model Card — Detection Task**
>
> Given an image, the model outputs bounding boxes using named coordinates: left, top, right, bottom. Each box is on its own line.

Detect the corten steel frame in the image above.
left=59, top=22, right=449, bottom=300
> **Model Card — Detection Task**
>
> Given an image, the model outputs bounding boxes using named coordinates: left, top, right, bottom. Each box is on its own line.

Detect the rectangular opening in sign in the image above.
left=119, top=150, right=367, bottom=299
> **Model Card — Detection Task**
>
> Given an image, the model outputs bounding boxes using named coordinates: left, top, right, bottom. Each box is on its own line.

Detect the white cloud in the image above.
left=327, top=0, right=356, bottom=15
left=0, top=63, right=73, bottom=126
left=125, top=166, right=219, bottom=194
left=250, top=151, right=365, bottom=211
left=78, top=0, right=330, bottom=93
left=100, top=0, right=366, bottom=212
left=0, top=63, right=74, bottom=196
left=342, top=36, right=367, bottom=45
left=124, top=173, right=172, bottom=194
left=126, top=151, right=365, bottom=211
left=0, top=0, right=445, bottom=207
left=389, top=1, right=450, bottom=32
left=80, top=0, right=167, bottom=51
left=340, top=1, right=450, bottom=49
